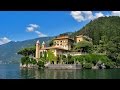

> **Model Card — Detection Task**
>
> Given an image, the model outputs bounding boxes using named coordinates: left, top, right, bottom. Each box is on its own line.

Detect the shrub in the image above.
left=105, top=62, right=116, bottom=69
left=37, top=60, right=45, bottom=69
left=21, top=56, right=30, bottom=65
left=83, top=63, right=92, bottom=69
left=30, top=58, right=37, bottom=65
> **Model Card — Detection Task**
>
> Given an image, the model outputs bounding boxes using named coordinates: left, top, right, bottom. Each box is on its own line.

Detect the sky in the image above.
left=0, top=11, right=120, bottom=45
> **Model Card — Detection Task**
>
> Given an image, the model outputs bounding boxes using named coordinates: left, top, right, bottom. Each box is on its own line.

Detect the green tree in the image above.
left=30, top=58, right=37, bottom=65
left=18, top=48, right=30, bottom=56
left=96, top=35, right=108, bottom=54
left=17, top=46, right=35, bottom=57
left=67, top=54, right=73, bottom=64
left=71, top=16, right=120, bottom=45
left=18, top=46, right=36, bottom=65
left=106, top=37, right=120, bottom=66
left=43, top=51, right=47, bottom=60
left=74, top=41, right=93, bottom=53
left=49, top=39, right=54, bottom=46
left=46, top=50, right=56, bottom=63
left=61, top=55, right=67, bottom=63
left=21, top=56, right=30, bottom=65
left=37, top=58, right=45, bottom=68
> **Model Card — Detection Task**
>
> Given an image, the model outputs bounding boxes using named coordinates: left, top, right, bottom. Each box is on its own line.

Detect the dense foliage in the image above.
left=46, top=50, right=56, bottom=63
left=106, top=37, right=120, bottom=66
left=71, top=16, right=120, bottom=66
left=74, top=41, right=93, bottom=53
left=21, top=56, right=37, bottom=65
left=17, top=46, right=35, bottom=56
left=71, top=16, right=120, bottom=45
left=71, top=54, right=115, bottom=68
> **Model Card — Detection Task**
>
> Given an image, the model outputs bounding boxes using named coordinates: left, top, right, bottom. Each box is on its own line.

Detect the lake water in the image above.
left=0, top=64, right=120, bottom=79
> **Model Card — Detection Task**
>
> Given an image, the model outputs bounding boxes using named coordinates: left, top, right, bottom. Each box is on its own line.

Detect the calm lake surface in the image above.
left=0, top=64, right=120, bottom=79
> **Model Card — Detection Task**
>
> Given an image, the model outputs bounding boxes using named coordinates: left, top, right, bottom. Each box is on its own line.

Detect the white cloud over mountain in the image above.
left=26, top=24, right=47, bottom=37
left=0, top=37, right=11, bottom=45
left=70, top=11, right=94, bottom=22
left=26, top=24, right=39, bottom=32
left=95, top=12, right=104, bottom=18
left=111, top=11, right=120, bottom=16
left=71, top=11, right=120, bottom=22
left=35, top=31, right=47, bottom=37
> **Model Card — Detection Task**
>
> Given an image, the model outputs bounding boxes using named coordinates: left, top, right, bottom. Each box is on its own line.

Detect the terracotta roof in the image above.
left=40, top=46, right=68, bottom=51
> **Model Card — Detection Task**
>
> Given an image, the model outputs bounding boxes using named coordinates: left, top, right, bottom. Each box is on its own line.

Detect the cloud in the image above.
left=70, top=11, right=105, bottom=22
left=0, top=37, right=11, bottom=45
left=26, top=24, right=39, bottom=32
left=111, top=11, right=120, bottom=16
left=26, top=23, right=47, bottom=37
left=71, top=11, right=120, bottom=22
left=29, top=24, right=39, bottom=28
left=94, top=12, right=104, bottom=19
left=70, top=11, right=94, bottom=22
left=35, top=31, right=47, bottom=37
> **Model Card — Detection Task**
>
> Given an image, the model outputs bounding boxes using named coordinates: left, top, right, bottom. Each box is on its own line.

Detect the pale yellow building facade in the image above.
left=75, top=35, right=85, bottom=43
left=53, top=35, right=74, bottom=50
left=35, top=35, right=92, bottom=61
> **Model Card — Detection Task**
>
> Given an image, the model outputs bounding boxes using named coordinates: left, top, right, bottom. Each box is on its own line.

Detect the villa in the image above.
left=35, top=35, right=92, bottom=62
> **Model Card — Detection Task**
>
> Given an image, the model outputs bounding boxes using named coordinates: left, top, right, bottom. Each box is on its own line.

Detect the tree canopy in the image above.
left=74, top=41, right=93, bottom=53
left=17, top=46, right=35, bottom=56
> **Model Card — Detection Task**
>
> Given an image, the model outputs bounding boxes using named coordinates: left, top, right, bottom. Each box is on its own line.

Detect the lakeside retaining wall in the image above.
left=20, top=63, right=38, bottom=69
left=45, top=64, right=82, bottom=69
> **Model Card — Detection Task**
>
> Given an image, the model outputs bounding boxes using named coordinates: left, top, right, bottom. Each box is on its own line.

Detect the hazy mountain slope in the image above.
left=0, top=37, right=53, bottom=64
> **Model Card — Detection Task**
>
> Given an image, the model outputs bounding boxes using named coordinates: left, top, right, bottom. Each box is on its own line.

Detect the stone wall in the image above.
left=45, top=64, right=81, bottom=69
left=63, top=52, right=87, bottom=56
left=20, top=63, right=38, bottom=69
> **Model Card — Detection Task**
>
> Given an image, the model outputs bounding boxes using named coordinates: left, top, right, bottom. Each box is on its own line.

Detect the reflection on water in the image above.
left=0, top=64, right=120, bottom=79
left=20, top=69, right=77, bottom=79
left=20, top=68, right=120, bottom=79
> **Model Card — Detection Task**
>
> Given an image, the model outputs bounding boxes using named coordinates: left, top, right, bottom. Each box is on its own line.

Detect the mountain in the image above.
left=1, top=16, right=120, bottom=64
left=71, top=16, right=120, bottom=45
left=0, top=37, right=53, bottom=64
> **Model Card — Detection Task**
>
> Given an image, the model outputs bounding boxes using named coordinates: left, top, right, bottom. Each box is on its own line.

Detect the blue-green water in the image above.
left=0, top=64, right=120, bottom=79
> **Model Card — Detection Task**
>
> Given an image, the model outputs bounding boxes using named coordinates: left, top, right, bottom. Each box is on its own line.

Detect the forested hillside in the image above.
left=71, top=16, right=120, bottom=45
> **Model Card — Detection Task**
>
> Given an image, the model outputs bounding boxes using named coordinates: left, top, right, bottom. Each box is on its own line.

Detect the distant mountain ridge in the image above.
left=0, top=37, right=53, bottom=64
left=0, top=16, right=120, bottom=64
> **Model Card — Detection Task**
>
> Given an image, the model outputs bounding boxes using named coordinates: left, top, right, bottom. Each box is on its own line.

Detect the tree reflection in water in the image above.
left=20, top=68, right=78, bottom=79
left=20, top=68, right=120, bottom=79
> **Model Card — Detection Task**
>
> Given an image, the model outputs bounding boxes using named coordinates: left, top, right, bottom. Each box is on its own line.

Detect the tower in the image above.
left=42, top=41, right=45, bottom=48
left=36, top=40, right=40, bottom=60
